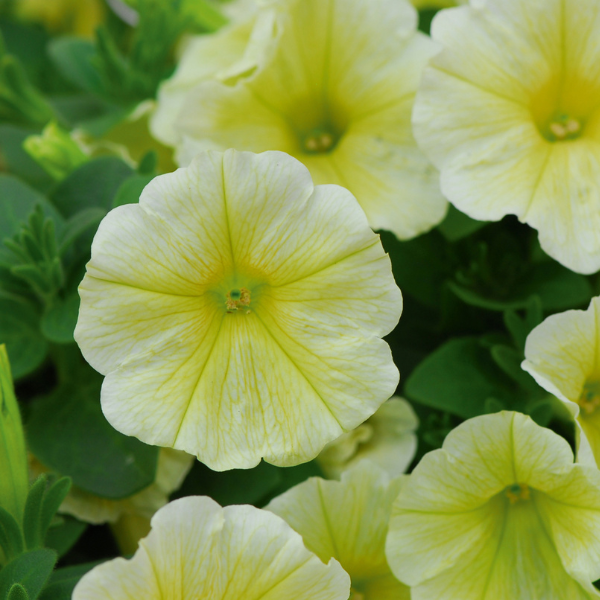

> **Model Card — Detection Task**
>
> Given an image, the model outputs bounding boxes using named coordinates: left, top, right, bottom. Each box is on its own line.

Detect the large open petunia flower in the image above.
left=414, top=0, right=600, bottom=274
left=165, top=0, right=445, bottom=240
left=522, top=297, right=600, bottom=468
left=317, top=397, right=418, bottom=479
left=386, top=411, right=600, bottom=599
left=75, top=150, right=402, bottom=471
left=267, top=461, right=409, bottom=600
left=73, top=496, right=350, bottom=600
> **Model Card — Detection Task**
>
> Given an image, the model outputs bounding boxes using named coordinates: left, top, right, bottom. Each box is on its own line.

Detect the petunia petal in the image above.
left=73, top=496, right=350, bottom=600
left=267, top=462, right=408, bottom=599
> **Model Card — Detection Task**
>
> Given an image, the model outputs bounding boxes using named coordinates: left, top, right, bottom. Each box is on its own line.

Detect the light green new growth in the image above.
left=23, top=121, right=88, bottom=181
left=0, top=345, right=29, bottom=525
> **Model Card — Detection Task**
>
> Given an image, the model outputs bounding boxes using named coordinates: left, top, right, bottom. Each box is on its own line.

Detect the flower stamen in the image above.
left=578, top=381, right=600, bottom=415
left=303, top=129, right=337, bottom=154
left=505, top=483, right=530, bottom=504
left=225, top=287, right=251, bottom=313
left=548, top=115, right=581, bottom=141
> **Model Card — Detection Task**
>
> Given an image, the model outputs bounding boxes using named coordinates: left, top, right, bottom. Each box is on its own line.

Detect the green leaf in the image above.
left=438, top=205, right=488, bottom=242
left=39, top=478, right=71, bottom=544
left=7, top=583, right=29, bottom=600
left=0, top=126, right=54, bottom=193
left=0, top=20, right=49, bottom=90
left=40, top=295, right=79, bottom=344
left=0, top=549, right=56, bottom=600
left=449, top=262, right=592, bottom=312
left=380, top=230, right=451, bottom=309
left=0, top=176, right=63, bottom=243
left=503, top=296, right=543, bottom=352
left=50, top=157, right=134, bottom=218
left=112, top=173, right=153, bottom=208
left=265, top=461, right=324, bottom=504
left=47, top=38, right=105, bottom=96
left=484, top=397, right=506, bottom=414
left=57, top=209, right=106, bottom=256
left=27, top=375, right=159, bottom=500
left=513, top=262, right=593, bottom=311
left=489, top=344, right=538, bottom=391
left=0, top=345, right=28, bottom=525
left=44, top=516, right=86, bottom=559
left=22, top=476, right=46, bottom=550
left=528, top=398, right=555, bottom=428
left=175, top=460, right=283, bottom=507
left=38, top=561, right=103, bottom=600
left=50, top=96, right=118, bottom=131
left=0, top=506, right=24, bottom=564
left=0, top=293, right=47, bottom=379
left=0, top=55, right=55, bottom=126
left=137, top=150, right=157, bottom=175
left=405, top=337, right=515, bottom=419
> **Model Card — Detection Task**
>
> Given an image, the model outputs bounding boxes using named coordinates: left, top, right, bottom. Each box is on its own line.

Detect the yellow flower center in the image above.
left=505, top=483, right=530, bottom=504
left=302, top=128, right=338, bottom=154
left=531, top=75, right=600, bottom=143
left=546, top=113, right=582, bottom=142
left=225, top=287, right=251, bottom=313
left=578, top=380, right=600, bottom=416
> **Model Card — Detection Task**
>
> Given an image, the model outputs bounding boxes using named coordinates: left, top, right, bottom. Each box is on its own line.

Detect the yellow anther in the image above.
left=549, top=117, right=581, bottom=141
left=505, top=483, right=530, bottom=504
left=303, top=131, right=335, bottom=153
left=225, top=287, right=251, bottom=313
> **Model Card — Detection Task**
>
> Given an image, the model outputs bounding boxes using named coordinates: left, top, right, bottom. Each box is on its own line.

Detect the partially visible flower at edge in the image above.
left=318, top=397, right=418, bottom=480
left=386, top=411, right=600, bottom=599
left=413, top=0, right=600, bottom=274
left=267, top=461, right=410, bottom=600
left=150, top=0, right=277, bottom=148
left=159, top=0, right=446, bottom=240
left=522, top=296, right=600, bottom=469
left=73, top=496, right=350, bottom=600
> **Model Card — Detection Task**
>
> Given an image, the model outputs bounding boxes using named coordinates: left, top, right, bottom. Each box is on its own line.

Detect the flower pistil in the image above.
left=225, top=287, right=252, bottom=313
left=505, top=483, right=530, bottom=504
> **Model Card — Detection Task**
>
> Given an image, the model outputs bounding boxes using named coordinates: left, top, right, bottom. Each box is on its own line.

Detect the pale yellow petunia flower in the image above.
left=386, top=411, right=600, bottom=599
left=73, top=496, right=351, bottom=600
left=267, top=461, right=410, bottom=600
left=413, top=0, right=600, bottom=274
left=318, top=397, right=418, bottom=479
left=75, top=150, right=402, bottom=471
left=161, top=0, right=445, bottom=240
left=522, top=297, right=600, bottom=468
